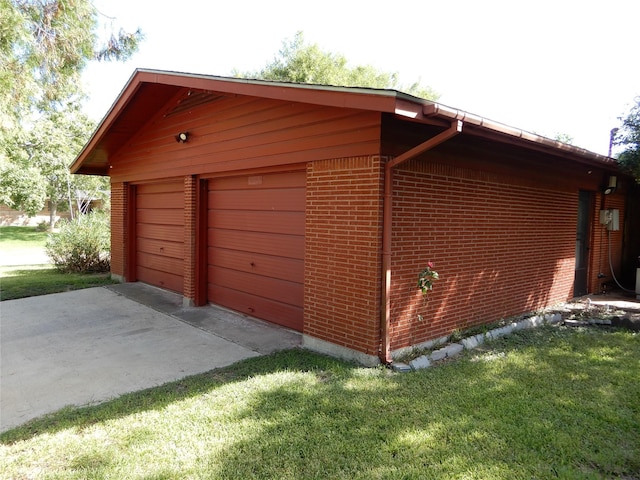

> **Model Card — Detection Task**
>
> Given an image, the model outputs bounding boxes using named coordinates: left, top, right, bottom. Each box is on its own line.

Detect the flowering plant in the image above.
left=417, top=262, right=439, bottom=295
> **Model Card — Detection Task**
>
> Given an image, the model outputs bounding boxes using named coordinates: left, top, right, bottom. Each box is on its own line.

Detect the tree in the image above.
left=553, top=133, right=574, bottom=144
left=235, top=31, right=439, bottom=100
left=615, top=98, right=640, bottom=182
left=23, top=103, right=99, bottom=224
left=0, top=0, right=142, bottom=226
left=1, top=0, right=141, bottom=120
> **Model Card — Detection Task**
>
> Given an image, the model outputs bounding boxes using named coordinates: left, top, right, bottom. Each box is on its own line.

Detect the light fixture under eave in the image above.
left=603, top=175, right=617, bottom=195
left=175, top=131, right=190, bottom=143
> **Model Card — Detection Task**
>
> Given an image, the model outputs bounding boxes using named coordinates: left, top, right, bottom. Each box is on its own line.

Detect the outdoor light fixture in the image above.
left=603, top=175, right=617, bottom=195
left=175, top=131, right=190, bottom=143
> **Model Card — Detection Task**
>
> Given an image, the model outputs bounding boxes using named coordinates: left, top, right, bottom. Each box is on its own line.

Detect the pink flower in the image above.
left=427, top=261, right=434, bottom=269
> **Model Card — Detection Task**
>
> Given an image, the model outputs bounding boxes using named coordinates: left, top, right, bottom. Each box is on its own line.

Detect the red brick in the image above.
left=304, top=156, right=384, bottom=354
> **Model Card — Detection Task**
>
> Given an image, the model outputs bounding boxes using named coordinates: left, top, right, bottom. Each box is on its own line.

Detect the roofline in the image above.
left=421, top=103, right=616, bottom=166
left=71, top=68, right=619, bottom=174
left=71, top=68, right=400, bottom=173
left=390, top=92, right=616, bottom=166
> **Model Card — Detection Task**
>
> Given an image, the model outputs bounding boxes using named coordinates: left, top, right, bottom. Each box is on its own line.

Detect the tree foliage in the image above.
left=0, top=0, right=141, bottom=225
left=616, top=98, right=640, bottom=182
left=235, top=32, right=439, bottom=100
left=26, top=104, right=100, bottom=219
left=552, top=133, right=574, bottom=145
left=1, top=0, right=142, bottom=118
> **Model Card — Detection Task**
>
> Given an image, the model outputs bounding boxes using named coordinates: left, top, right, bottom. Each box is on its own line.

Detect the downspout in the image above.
left=380, top=120, right=463, bottom=364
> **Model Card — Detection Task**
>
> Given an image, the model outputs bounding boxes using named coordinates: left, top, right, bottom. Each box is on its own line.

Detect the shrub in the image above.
left=45, top=212, right=110, bottom=273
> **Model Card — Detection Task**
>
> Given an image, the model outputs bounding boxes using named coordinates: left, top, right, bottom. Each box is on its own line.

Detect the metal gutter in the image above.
left=422, top=103, right=617, bottom=166
left=380, top=120, right=463, bottom=364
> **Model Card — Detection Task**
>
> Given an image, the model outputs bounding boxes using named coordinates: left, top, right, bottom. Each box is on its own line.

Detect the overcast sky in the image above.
left=82, top=0, right=640, bottom=156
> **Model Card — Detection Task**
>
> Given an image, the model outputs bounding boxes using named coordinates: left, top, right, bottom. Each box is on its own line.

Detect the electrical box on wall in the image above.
left=599, top=209, right=620, bottom=231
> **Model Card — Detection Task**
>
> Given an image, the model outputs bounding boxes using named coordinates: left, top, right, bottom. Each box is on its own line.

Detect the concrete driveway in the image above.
left=1, top=284, right=301, bottom=432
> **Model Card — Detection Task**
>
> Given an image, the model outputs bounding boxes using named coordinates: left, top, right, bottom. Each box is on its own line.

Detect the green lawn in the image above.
left=0, top=225, right=49, bottom=249
left=1, top=326, right=638, bottom=479
left=0, top=226, right=116, bottom=300
left=0, top=265, right=116, bottom=300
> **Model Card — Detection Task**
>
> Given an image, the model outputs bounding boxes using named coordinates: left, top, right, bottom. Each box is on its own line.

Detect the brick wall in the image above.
left=183, top=175, right=197, bottom=302
left=110, top=182, right=127, bottom=279
left=305, top=156, right=384, bottom=356
left=389, top=159, right=579, bottom=351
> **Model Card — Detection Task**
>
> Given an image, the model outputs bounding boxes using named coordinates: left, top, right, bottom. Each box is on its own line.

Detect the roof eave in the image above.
left=71, top=69, right=146, bottom=174
left=71, top=68, right=404, bottom=175
left=71, top=68, right=621, bottom=175
left=420, top=102, right=617, bottom=169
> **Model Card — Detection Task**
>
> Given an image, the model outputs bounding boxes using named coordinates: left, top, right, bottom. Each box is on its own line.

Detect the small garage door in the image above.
left=136, top=181, right=184, bottom=293
left=208, top=171, right=305, bottom=331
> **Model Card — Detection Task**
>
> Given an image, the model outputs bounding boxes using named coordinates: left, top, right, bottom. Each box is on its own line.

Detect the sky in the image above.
left=82, top=0, right=640, bottom=156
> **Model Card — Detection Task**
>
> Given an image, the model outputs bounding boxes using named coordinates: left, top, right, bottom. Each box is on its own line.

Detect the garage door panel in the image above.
left=207, top=171, right=304, bottom=331
left=209, top=266, right=303, bottom=307
left=136, top=192, right=184, bottom=209
left=137, top=266, right=183, bottom=293
left=208, top=229, right=304, bottom=259
left=137, top=252, right=183, bottom=276
left=137, top=224, right=183, bottom=242
left=136, top=208, right=184, bottom=226
left=135, top=181, right=184, bottom=294
left=137, top=181, right=184, bottom=195
left=208, top=285, right=302, bottom=330
left=208, top=247, right=304, bottom=283
left=208, top=210, right=304, bottom=235
left=138, top=238, right=183, bottom=259
left=208, top=188, right=305, bottom=212
left=209, top=171, right=305, bottom=191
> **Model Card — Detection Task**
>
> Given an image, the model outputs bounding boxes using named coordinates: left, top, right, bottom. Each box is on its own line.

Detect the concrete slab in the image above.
left=0, top=284, right=300, bottom=432
left=107, top=283, right=302, bottom=355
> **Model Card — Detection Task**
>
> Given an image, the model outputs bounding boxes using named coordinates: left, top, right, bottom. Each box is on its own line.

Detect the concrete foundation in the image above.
left=303, top=335, right=380, bottom=367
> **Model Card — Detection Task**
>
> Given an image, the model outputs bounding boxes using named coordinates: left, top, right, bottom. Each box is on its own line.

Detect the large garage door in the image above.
left=136, top=181, right=184, bottom=293
left=208, top=171, right=305, bottom=331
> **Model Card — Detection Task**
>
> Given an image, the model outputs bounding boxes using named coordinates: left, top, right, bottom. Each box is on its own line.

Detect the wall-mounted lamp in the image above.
left=175, top=132, right=190, bottom=143
left=603, top=175, right=617, bottom=195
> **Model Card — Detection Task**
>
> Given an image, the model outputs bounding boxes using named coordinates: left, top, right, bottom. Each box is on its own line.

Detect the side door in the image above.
left=574, top=190, right=592, bottom=296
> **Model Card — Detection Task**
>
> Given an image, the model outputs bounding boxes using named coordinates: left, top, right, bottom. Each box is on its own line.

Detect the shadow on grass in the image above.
left=204, top=328, right=640, bottom=479
left=2, top=328, right=639, bottom=479
left=0, top=349, right=344, bottom=444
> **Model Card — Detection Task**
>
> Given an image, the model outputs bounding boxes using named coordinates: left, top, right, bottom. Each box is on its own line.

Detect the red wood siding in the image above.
left=108, top=93, right=381, bottom=183
left=207, top=171, right=305, bottom=330
left=136, top=180, right=185, bottom=293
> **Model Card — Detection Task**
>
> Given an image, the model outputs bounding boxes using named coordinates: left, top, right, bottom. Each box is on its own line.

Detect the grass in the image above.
left=0, top=225, right=49, bottom=249
left=1, top=326, right=638, bottom=479
left=0, top=226, right=116, bottom=300
left=0, top=265, right=116, bottom=300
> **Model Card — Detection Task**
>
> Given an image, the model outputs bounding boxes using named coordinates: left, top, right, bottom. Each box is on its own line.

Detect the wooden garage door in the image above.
left=136, top=181, right=184, bottom=293
left=208, top=171, right=305, bottom=331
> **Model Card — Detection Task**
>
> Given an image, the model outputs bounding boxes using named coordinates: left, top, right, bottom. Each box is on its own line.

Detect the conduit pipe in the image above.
left=380, top=120, right=463, bottom=364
